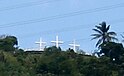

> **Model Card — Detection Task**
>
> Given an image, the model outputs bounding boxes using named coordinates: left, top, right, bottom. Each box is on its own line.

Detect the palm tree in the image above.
left=91, top=21, right=118, bottom=47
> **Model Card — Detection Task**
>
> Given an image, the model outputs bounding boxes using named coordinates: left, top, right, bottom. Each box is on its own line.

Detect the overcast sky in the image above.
left=0, top=0, right=124, bottom=53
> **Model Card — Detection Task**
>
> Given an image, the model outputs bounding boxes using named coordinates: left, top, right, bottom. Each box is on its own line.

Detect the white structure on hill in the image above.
left=35, top=37, right=46, bottom=51
left=69, top=40, right=80, bottom=52
left=51, top=36, right=64, bottom=48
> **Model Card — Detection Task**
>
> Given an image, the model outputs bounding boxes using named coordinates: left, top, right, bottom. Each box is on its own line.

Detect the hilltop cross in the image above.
left=69, top=40, right=80, bottom=52
left=35, top=38, right=46, bottom=51
left=51, top=36, right=63, bottom=48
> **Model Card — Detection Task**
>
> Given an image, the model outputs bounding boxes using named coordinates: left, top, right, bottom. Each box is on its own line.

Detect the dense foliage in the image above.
left=0, top=45, right=124, bottom=76
left=0, top=35, right=18, bottom=51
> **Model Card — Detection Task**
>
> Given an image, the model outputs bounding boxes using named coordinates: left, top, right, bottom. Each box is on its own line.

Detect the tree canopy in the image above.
left=0, top=35, right=18, bottom=51
left=91, top=21, right=117, bottom=47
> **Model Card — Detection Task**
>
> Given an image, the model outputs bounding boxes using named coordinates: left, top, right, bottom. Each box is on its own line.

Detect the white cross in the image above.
left=51, top=36, right=63, bottom=48
left=69, top=40, right=80, bottom=52
left=35, top=38, right=46, bottom=51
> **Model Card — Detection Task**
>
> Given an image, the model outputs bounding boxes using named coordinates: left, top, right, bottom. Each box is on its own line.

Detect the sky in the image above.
left=0, top=0, right=124, bottom=53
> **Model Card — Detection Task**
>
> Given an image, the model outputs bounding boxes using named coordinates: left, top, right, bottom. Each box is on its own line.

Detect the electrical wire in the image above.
left=17, top=18, right=124, bottom=40
left=0, top=0, right=62, bottom=12
left=0, top=2, right=124, bottom=28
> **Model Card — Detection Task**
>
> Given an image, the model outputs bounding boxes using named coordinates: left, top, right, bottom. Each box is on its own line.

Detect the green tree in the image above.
left=100, top=42, right=124, bottom=63
left=91, top=22, right=117, bottom=47
left=0, top=35, right=18, bottom=51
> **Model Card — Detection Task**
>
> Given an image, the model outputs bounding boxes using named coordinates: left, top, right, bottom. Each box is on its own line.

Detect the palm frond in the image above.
left=96, top=39, right=102, bottom=47
left=92, top=29, right=102, bottom=34
left=106, top=25, right=110, bottom=32
left=91, top=36, right=101, bottom=40
left=121, top=34, right=124, bottom=42
left=91, top=34, right=101, bottom=36
left=108, top=32, right=117, bottom=36
left=121, top=34, right=124, bottom=38
left=105, top=33, right=118, bottom=42
left=100, top=22, right=106, bottom=32
left=95, top=26, right=102, bottom=32
left=91, top=34, right=102, bottom=40
left=110, top=37, right=118, bottom=41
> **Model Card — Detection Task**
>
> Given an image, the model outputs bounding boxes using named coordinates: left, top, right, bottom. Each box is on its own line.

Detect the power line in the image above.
left=0, top=2, right=124, bottom=28
left=0, top=0, right=62, bottom=12
left=17, top=18, right=124, bottom=40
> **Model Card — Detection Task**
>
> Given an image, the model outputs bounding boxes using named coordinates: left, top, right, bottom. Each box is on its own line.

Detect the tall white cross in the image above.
left=35, top=38, right=46, bottom=51
left=69, top=40, right=80, bottom=52
left=51, top=36, right=63, bottom=48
